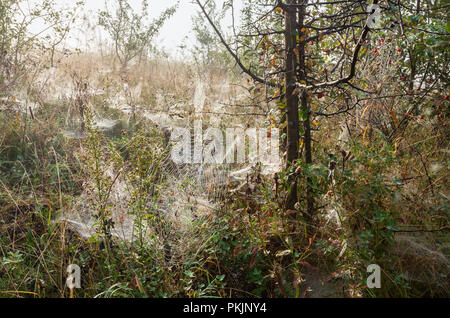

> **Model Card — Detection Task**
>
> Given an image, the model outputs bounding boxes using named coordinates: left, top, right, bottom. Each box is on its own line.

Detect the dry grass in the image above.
left=0, top=48, right=448, bottom=298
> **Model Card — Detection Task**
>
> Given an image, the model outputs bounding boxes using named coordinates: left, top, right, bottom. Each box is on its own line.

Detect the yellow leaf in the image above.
left=361, top=104, right=370, bottom=120
left=363, top=125, right=370, bottom=142
left=313, top=121, right=319, bottom=127
left=1, top=290, right=40, bottom=297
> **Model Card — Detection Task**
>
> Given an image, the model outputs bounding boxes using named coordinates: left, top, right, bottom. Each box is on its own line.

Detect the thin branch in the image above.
left=195, top=0, right=279, bottom=88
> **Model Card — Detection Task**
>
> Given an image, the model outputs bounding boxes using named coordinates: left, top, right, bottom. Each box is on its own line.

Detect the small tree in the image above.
left=98, top=0, right=177, bottom=69
left=46, top=2, right=84, bottom=68
left=0, top=0, right=82, bottom=90
left=196, top=0, right=384, bottom=218
left=191, top=0, right=229, bottom=68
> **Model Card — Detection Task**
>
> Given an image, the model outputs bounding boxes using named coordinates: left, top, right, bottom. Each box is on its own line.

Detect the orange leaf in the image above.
left=135, top=274, right=143, bottom=293
left=363, top=125, right=370, bottom=142
left=389, top=111, right=399, bottom=128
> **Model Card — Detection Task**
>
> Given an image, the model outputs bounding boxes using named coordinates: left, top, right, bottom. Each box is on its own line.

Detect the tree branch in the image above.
left=195, top=0, right=279, bottom=87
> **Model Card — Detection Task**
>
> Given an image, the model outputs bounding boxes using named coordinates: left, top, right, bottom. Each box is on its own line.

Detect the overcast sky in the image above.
left=28, top=0, right=243, bottom=57
left=80, top=0, right=201, bottom=53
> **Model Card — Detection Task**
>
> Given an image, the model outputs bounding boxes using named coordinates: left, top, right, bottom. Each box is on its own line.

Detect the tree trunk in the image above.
left=297, top=1, right=314, bottom=220
left=284, top=0, right=300, bottom=210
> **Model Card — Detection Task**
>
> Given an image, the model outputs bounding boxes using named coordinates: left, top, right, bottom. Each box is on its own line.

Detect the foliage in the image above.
left=0, top=0, right=448, bottom=299
left=98, top=0, right=177, bottom=68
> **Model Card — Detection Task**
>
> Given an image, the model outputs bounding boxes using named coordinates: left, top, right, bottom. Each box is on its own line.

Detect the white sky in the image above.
left=27, top=0, right=243, bottom=57
left=80, top=0, right=200, bottom=54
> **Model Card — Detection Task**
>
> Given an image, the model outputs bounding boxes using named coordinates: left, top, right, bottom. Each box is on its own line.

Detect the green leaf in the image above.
left=299, top=109, right=308, bottom=121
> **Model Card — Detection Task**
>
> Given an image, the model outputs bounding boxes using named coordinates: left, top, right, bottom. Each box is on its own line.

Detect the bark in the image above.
left=297, top=1, right=314, bottom=219
left=284, top=0, right=300, bottom=210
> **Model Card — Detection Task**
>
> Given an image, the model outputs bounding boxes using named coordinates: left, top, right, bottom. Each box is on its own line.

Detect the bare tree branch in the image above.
left=195, top=0, right=279, bottom=87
